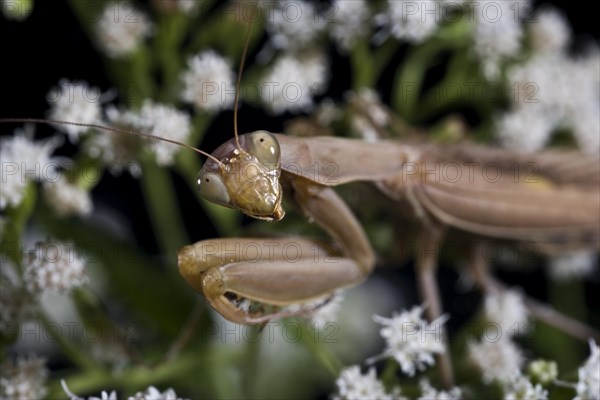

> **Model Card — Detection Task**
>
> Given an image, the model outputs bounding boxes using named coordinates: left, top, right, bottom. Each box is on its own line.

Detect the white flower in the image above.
left=85, top=105, right=143, bottom=176
left=468, top=338, right=524, bottom=383
left=370, top=305, right=447, bottom=376
left=23, top=241, right=88, bottom=295
left=46, top=79, right=103, bottom=142
left=495, top=103, right=554, bottom=152
left=549, top=251, right=597, bottom=281
left=499, top=47, right=600, bottom=152
left=572, top=100, right=600, bottom=156
left=503, top=374, right=548, bottom=400
left=484, top=290, right=528, bottom=336
left=261, top=52, right=328, bottom=114
left=265, top=0, right=326, bottom=50
left=472, top=0, right=530, bottom=78
left=417, top=379, right=462, bottom=400
left=61, top=380, right=118, bottom=400
left=529, top=6, right=571, bottom=55
left=333, top=365, right=404, bottom=400
left=91, top=391, right=118, bottom=400
left=0, top=126, right=61, bottom=209
left=43, top=175, right=93, bottom=218
left=136, top=101, right=191, bottom=166
left=128, top=386, right=186, bottom=400
left=175, top=0, right=199, bottom=13
left=574, top=340, right=600, bottom=400
left=375, top=0, right=441, bottom=44
left=328, top=0, right=370, bottom=51
left=95, top=1, right=152, bottom=57
left=527, top=360, right=558, bottom=386
left=181, top=50, right=235, bottom=112
left=0, top=355, right=48, bottom=400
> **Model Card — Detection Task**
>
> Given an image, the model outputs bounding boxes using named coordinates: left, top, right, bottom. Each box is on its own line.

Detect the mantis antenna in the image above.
left=0, top=117, right=225, bottom=167
left=233, top=21, right=253, bottom=151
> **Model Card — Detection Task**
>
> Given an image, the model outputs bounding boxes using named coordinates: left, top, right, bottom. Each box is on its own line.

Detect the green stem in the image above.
left=2, top=183, right=36, bottom=266
left=47, top=349, right=208, bottom=398
left=139, top=159, right=187, bottom=256
left=350, top=39, right=375, bottom=90
left=298, top=321, right=343, bottom=377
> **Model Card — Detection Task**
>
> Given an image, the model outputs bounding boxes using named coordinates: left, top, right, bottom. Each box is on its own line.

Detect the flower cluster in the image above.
left=484, top=290, right=528, bottom=336
left=62, top=381, right=187, bottom=400
left=95, top=1, right=153, bottom=58
left=371, top=305, right=447, bottom=376
left=0, top=126, right=61, bottom=210
left=0, top=355, right=49, bottom=400
left=180, top=50, right=235, bottom=112
left=495, top=5, right=599, bottom=153
left=333, top=366, right=401, bottom=400
left=23, top=241, right=88, bottom=296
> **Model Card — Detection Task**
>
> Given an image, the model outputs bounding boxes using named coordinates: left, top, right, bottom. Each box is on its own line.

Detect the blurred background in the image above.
left=1, top=1, right=599, bottom=399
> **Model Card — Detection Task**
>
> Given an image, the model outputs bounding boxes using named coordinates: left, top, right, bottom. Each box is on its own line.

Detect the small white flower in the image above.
left=175, top=0, right=199, bottom=13
left=495, top=104, right=554, bottom=152
left=136, top=101, right=191, bottom=166
left=571, top=101, right=600, bottom=156
left=0, top=126, right=61, bottom=209
left=328, top=0, right=370, bottom=51
left=500, top=47, right=599, bottom=152
left=265, top=0, right=326, bottom=50
left=370, top=305, right=448, bottom=376
left=472, top=0, right=530, bottom=78
left=503, top=374, right=548, bottom=400
left=181, top=50, right=235, bottom=112
left=549, top=251, right=597, bottom=281
left=261, top=52, right=328, bottom=114
left=418, top=379, right=462, bottom=400
left=527, top=360, right=558, bottom=386
left=128, top=386, right=186, bottom=400
left=43, top=175, right=93, bottom=218
left=529, top=6, right=571, bottom=55
left=333, top=365, right=404, bottom=400
left=0, top=355, right=48, bottom=400
left=375, top=0, right=441, bottom=44
left=574, top=340, right=600, bottom=400
left=91, top=391, right=118, bottom=400
left=484, top=290, right=528, bottom=336
left=96, top=1, right=153, bottom=58
left=61, top=380, right=117, bottom=400
left=46, top=79, right=103, bottom=142
left=468, top=338, right=524, bottom=383
left=23, top=241, right=88, bottom=295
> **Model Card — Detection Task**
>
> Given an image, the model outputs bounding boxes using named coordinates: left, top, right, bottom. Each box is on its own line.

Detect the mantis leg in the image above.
left=415, top=226, right=455, bottom=387
left=178, top=178, right=376, bottom=324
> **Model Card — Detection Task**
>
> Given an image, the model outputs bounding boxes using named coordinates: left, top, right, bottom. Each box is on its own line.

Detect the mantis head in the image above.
left=197, top=131, right=285, bottom=221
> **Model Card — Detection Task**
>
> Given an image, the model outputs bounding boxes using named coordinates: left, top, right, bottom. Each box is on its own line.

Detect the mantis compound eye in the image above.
left=198, top=172, right=230, bottom=206
left=247, top=131, right=280, bottom=168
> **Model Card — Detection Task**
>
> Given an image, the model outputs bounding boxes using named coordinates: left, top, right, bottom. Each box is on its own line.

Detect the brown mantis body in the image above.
left=178, top=130, right=600, bottom=325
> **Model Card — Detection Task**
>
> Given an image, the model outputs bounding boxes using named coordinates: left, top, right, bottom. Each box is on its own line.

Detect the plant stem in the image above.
left=139, top=159, right=187, bottom=256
